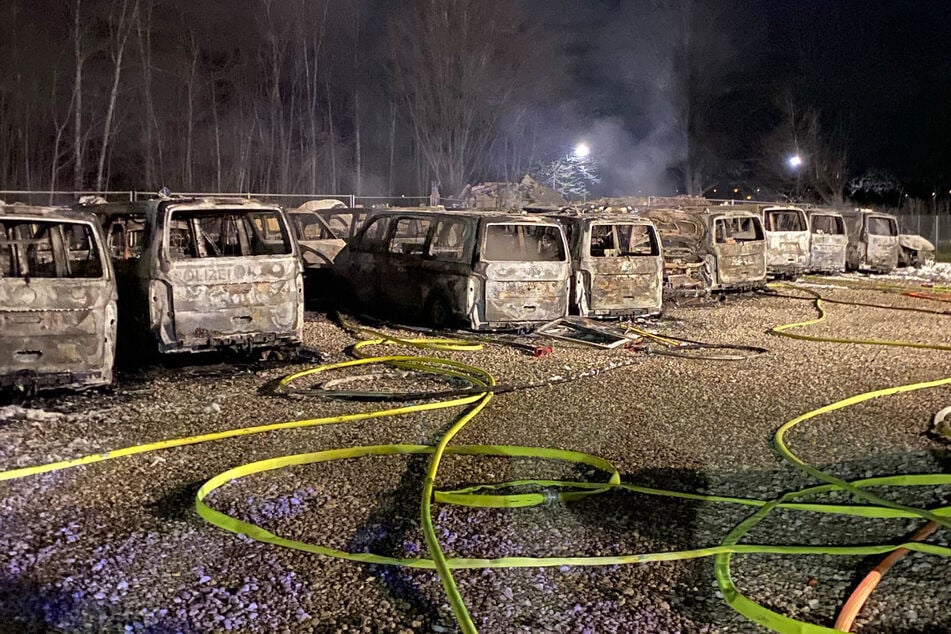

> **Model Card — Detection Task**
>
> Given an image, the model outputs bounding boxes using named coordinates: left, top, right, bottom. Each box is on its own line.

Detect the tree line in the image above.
left=1, top=0, right=945, bottom=204
left=0, top=0, right=572, bottom=198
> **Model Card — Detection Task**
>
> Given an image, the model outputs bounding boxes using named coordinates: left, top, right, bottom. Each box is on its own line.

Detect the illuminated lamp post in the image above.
left=787, top=154, right=804, bottom=200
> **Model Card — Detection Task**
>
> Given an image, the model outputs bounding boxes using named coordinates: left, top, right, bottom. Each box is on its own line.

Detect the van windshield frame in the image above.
left=481, top=223, right=567, bottom=262
left=166, top=207, right=293, bottom=259
left=589, top=222, right=659, bottom=257
left=0, top=219, right=106, bottom=279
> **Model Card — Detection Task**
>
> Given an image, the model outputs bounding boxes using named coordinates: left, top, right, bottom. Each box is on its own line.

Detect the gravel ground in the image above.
left=1, top=277, right=949, bottom=633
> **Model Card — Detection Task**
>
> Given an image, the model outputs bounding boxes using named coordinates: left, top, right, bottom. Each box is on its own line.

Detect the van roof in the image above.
left=0, top=203, right=99, bottom=223
left=761, top=205, right=806, bottom=212
left=549, top=212, right=655, bottom=225
left=367, top=208, right=560, bottom=224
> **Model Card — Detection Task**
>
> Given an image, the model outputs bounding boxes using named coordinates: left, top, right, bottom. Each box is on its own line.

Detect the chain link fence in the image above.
left=4, top=189, right=948, bottom=260
left=0, top=190, right=469, bottom=209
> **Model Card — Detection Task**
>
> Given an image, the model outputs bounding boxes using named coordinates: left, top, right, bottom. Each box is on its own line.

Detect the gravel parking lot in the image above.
left=1, top=279, right=949, bottom=633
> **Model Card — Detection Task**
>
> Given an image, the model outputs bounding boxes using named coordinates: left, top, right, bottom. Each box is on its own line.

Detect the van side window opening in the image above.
left=483, top=223, right=566, bottom=262
left=715, top=217, right=764, bottom=244
left=108, top=217, right=148, bottom=259
left=169, top=209, right=291, bottom=258
left=320, top=212, right=352, bottom=237
left=867, top=216, right=898, bottom=236
left=427, top=219, right=472, bottom=262
left=0, top=220, right=104, bottom=278
left=765, top=210, right=806, bottom=232
left=356, top=216, right=389, bottom=252
left=294, top=215, right=336, bottom=240
left=811, top=215, right=844, bottom=235
left=388, top=217, right=432, bottom=254
left=590, top=223, right=657, bottom=257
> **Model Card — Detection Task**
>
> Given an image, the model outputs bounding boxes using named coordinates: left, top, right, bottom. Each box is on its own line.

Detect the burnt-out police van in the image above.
left=89, top=197, right=303, bottom=356
left=0, top=204, right=116, bottom=390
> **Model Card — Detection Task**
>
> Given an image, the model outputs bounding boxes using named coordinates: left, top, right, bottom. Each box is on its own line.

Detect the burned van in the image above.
left=761, top=206, right=810, bottom=277
left=898, top=233, right=936, bottom=268
left=92, top=198, right=303, bottom=355
left=0, top=204, right=116, bottom=391
left=555, top=213, right=663, bottom=317
left=839, top=208, right=899, bottom=273
left=806, top=209, right=847, bottom=273
left=638, top=209, right=708, bottom=295
left=700, top=209, right=768, bottom=290
left=287, top=205, right=346, bottom=299
left=333, top=210, right=570, bottom=329
left=640, top=208, right=767, bottom=294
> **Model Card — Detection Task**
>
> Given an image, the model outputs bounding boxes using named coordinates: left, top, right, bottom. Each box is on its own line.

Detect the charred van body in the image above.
left=0, top=204, right=116, bottom=391
left=90, top=197, right=303, bottom=356
left=840, top=208, right=900, bottom=273
left=333, top=209, right=570, bottom=330
left=553, top=213, right=663, bottom=317
left=287, top=204, right=347, bottom=300
left=806, top=209, right=848, bottom=274
left=640, top=208, right=767, bottom=295
left=760, top=206, right=810, bottom=278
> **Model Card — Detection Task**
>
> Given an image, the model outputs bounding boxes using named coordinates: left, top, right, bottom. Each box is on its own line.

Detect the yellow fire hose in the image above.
left=802, top=274, right=951, bottom=295
left=1, top=297, right=949, bottom=633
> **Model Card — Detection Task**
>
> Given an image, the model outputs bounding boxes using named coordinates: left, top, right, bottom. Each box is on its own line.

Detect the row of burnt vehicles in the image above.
left=0, top=197, right=904, bottom=392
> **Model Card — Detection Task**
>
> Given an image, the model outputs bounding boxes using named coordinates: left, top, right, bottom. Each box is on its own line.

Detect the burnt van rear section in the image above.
left=840, top=209, right=900, bottom=273
left=806, top=209, right=848, bottom=273
left=92, top=198, right=303, bottom=356
left=640, top=208, right=766, bottom=295
left=0, top=204, right=117, bottom=391
left=760, top=206, right=810, bottom=277
left=553, top=213, right=663, bottom=317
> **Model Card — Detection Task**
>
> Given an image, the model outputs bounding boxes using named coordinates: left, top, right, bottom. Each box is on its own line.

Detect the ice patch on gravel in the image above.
left=843, top=262, right=951, bottom=284
left=0, top=406, right=64, bottom=423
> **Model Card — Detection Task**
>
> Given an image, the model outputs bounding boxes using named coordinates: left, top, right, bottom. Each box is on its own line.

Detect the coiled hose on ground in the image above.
left=1, top=282, right=949, bottom=633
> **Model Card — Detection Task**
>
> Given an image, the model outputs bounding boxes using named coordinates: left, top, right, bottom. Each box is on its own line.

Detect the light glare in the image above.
left=573, top=142, right=591, bottom=158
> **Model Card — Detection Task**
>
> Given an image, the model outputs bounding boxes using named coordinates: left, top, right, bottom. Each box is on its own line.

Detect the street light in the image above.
left=573, top=142, right=591, bottom=159
left=787, top=154, right=804, bottom=200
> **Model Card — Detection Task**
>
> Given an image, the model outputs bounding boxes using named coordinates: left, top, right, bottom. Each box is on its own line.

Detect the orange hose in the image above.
left=902, top=291, right=951, bottom=303
left=834, top=521, right=939, bottom=631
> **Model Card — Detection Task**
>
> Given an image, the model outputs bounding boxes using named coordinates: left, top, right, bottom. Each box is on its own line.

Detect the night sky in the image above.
left=1, top=0, right=949, bottom=199
left=527, top=0, right=951, bottom=195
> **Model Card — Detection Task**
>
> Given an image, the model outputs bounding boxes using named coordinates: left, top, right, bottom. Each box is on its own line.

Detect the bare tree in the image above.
left=763, top=90, right=849, bottom=204
left=134, top=0, right=163, bottom=188
left=649, top=0, right=739, bottom=195
left=49, top=69, right=76, bottom=197
left=95, top=0, right=137, bottom=191
left=388, top=0, right=538, bottom=195
left=71, top=0, right=88, bottom=190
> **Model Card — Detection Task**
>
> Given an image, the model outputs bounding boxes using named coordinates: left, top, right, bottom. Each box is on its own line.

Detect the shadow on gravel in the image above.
left=346, top=453, right=441, bottom=624
left=146, top=480, right=206, bottom=523
left=342, top=458, right=715, bottom=630
left=565, top=465, right=721, bottom=628
left=0, top=576, right=75, bottom=634
left=657, top=449, right=951, bottom=632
